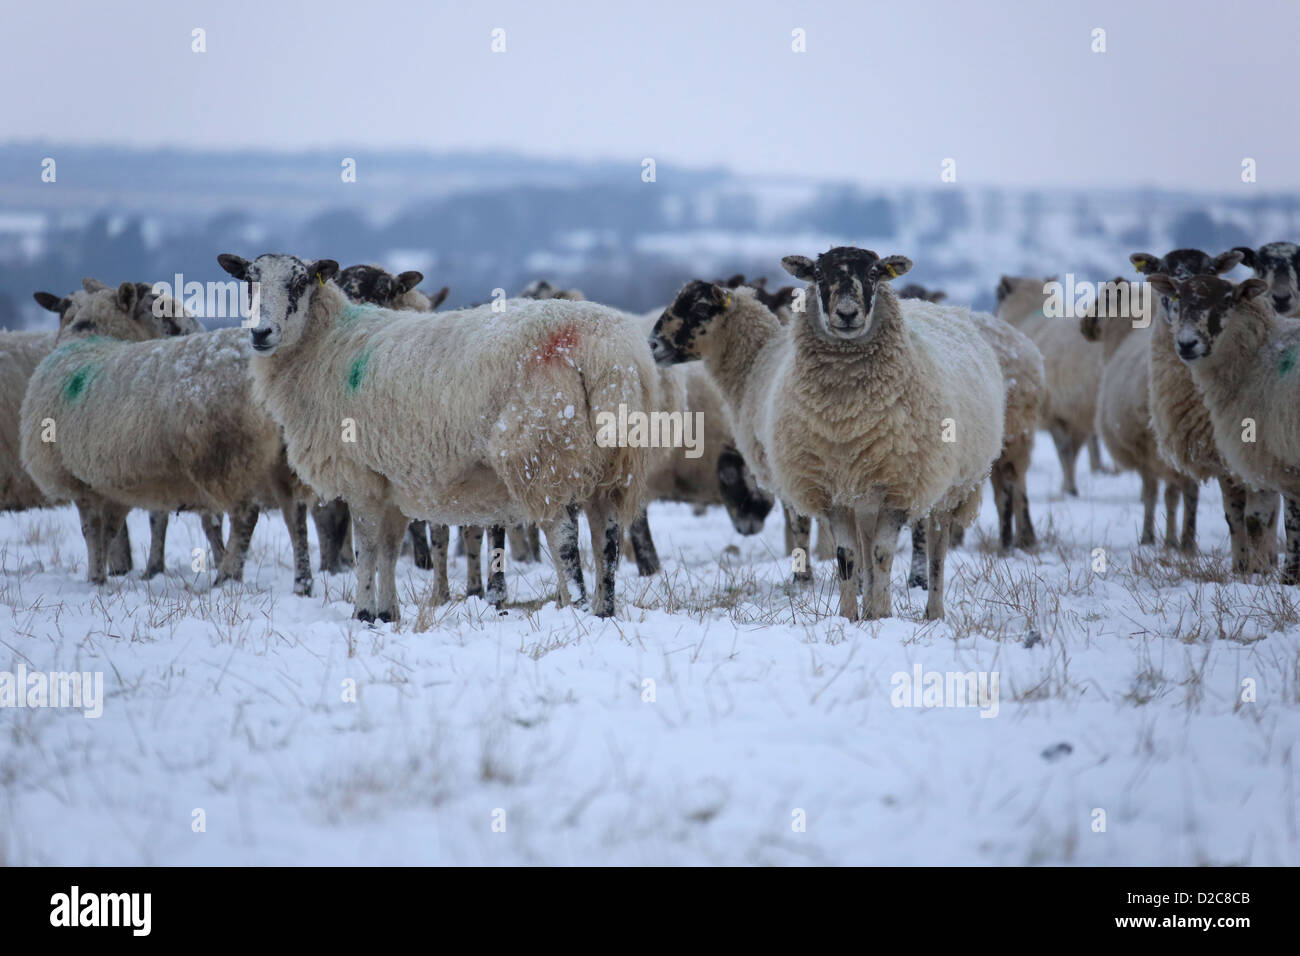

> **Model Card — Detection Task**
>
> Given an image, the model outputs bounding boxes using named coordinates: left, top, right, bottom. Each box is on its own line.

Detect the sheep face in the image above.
left=336, top=264, right=424, bottom=307
left=649, top=280, right=730, bottom=366
left=218, top=253, right=339, bottom=355
left=521, top=279, right=585, bottom=301
left=50, top=283, right=159, bottom=345
left=1232, top=242, right=1300, bottom=315
left=781, top=247, right=912, bottom=341
left=1147, top=274, right=1269, bottom=363
left=1131, top=248, right=1244, bottom=323
left=716, top=445, right=774, bottom=534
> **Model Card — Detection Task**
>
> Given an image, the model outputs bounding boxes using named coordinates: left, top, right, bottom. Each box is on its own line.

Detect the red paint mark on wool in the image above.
left=534, top=325, right=579, bottom=365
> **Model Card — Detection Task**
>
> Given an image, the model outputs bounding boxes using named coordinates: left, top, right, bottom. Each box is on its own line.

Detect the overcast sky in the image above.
left=2, top=0, right=1295, bottom=191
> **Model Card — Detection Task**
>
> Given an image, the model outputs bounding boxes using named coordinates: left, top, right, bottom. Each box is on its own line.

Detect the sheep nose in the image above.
left=1274, top=295, right=1291, bottom=310
left=834, top=306, right=859, bottom=322
left=1176, top=339, right=1200, bottom=360
left=250, top=327, right=273, bottom=349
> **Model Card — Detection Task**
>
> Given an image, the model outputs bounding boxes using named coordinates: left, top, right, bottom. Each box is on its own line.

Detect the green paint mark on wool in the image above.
left=63, top=364, right=96, bottom=402
left=347, top=349, right=372, bottom=392
left=340, top=304, right=383, bottom=323
left=1280, top=346, right=1297, bottom=379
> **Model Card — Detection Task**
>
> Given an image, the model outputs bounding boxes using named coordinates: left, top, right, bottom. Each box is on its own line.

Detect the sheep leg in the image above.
left=924, top=511, right=951, bottom=621
left=1048, top=423, right=1080, bottom=497
left=463, top=525, right=484, bottom=598
left=1087, top=434, right=1106, bottom=473
left=1246, top=491, right=1280, bottom=576
left=781, top=502, right=797, bottom=557
left=427, top=524, right=450, bottom=605
left=544, top=504, right=587, bottom=608
left=527, top=524, right=541, bottom=561
left=280, top=499, right=313, bottom=597
left=1013, top=471, right=1036, bottom=549
left=1219, top=476, right=1249, bottom=576
left=627, top=507, right=660, bottom=576
left=950, top=524, right=965, bottom=547
left=107, top=517, right=133, bottom=576
left=992, top=458, right=1014, bottom=551
left=1162, top=482, right=1181, bottom=549
left=374, top=505, right=407, bottom=622
left=1179, top=481, right=1198, bottom=554
left=485, top=525, right=508, bottom=609
left=1282, top=496, right=1300, bottom=586
left=828, top=507, right=859, bottom=621
left=144, top=511, right=168, bottom=578
left=201, top=512, right=225, bottom=567
left=785, top=505, right=812, bottom=584
left=1139, top=474, right=1158, bottom=545
left=865, top=508, right=905, bottom=620
left=507, top=524, right=535, bottom=563
left=584, top=503, right=620, bottom=618
left=349, top=506, right=381, bottom=621
left=75, top=499, right=110, bottom=585
left=814, top=517, right=836, bottom=561
left=408, top=520, right=433, bottom=570
left=215, top=502, right=259, bottom=585
left=312, top=499, right=350, bottom=574
left=908, top=519, right=928, bottom=590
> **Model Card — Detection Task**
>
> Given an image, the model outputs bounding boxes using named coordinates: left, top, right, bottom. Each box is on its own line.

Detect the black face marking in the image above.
left=336, top=264, right=397, bottom=306
left=649, top=279, right=728, bottom=364
left=808, top=247, right=880, bottom=322
left=1158, top=249, right=1215, bottom=280
left=1162, top=275, right=1241, bottom=360
left=716, top=446, right=775, bottom=534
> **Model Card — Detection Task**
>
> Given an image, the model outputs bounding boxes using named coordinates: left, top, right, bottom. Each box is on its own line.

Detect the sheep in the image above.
left=222, top=253, right=653, bottom=621
left=1132, top=248, right=1279, bottom=573
left=20, top=282, right=312, bottom=593
left=313, top=264, right=452, bottom=583
left=1146, top=272, right=1300, bottom=582
left=996, top=275, right=1106, bottom=495
left=16, top=281, right=213, bottom=576
left=906, top=306, right=1047, bottom=588
left=1079, top=277, right=1197, bottom=549
left=1231, top=242, right=1300, bottom=317
left=651, top=247, right=1004, bottom=621
left=897, top=283, right=947, bottom=303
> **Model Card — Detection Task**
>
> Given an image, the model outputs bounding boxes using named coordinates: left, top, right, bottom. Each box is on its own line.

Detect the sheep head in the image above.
left=48, top=282, right=159, bottom=344
left=218, top=253, right=338, bottom=355
left=335, top=264, right=424, bottom=308
left=648, top=279, right=732, bottom=366
left=781, top=246, right=912, bottom=341
left=716, top=445, right=774, bottom=535
left=1130, top=248, right=1244, bottom=326
left=1146, top=273, right=1269, bottom=363
left=1229, top=242, right=1300, bottom=316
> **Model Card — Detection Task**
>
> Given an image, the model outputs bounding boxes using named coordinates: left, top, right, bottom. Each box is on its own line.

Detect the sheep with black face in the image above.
left=1232, top=242, right=1300, bottom=317
left=651, top=246, right=1003, bottom=621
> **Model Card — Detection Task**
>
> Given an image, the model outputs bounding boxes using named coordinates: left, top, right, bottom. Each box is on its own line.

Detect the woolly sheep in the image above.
left=996, top=275, right=1106, bottom=495
left=222, top=253, right=653, bottom=621
left=20, top=283, right=312, bottom=592
left=652, top=247, right=1004, bottom=620
left=15, top=281, right=211, bottom=576
left=1080, top=278, right=1196, bottom=549
left=1231, top=242, right=1300, bottom=317
left=1132, top=248, right=1278, bottom=573
left=1147, top=272, right=1300, bottom=582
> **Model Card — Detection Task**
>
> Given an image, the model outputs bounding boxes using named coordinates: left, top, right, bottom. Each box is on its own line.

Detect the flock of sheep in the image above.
left=3, top=239, right=1299, bottom=625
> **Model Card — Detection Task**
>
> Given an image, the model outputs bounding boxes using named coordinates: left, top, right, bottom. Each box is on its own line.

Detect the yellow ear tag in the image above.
left=317, top=273, right=325, bottom=286
left=722, top=294, right=732, bottom=308
left=1133, top=260, right=1145, bottom=273
left=885, top=263, right=898, bottom=279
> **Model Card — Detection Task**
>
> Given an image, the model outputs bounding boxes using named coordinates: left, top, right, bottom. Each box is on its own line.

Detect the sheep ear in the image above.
left=1147, top=273, right=1178, bottom=298
left=782, top=255, right=816, bottom=281
left=1130, top=253, right=1159, bottom=275
left=217, top=254, right=251, bottom=280
left=1232, top=246, right=1258, bottom=271
left=722, top=274, right=746, bottom=289
left=1211, top=250, right=1244, bottom=274
left=396, top=271, right=423, bottom=294
left=707, top=283, right=730, bottom=307
left=1236, top=278, right=1269, bottom=302
left=116, top=282, right=138, bottom=313
left=429, top=286, right=450, bottom=310
left=870, top=256, right=912, bottom=282
left=309, top=259, right=339, bottom=284
left=928, top=290, right=947, bottom=303
left=82, top=277, right=110, bottom=293
left=33, top=291, right=64, bottom=312
left=751, top=276, right=768, bottom=290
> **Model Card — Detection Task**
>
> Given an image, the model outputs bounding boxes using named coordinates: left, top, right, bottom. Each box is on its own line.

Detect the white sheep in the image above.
left=1133, top=249, right=1279, bottom=572
left=20, top=282, right=312, bottom=592
left=996, top=275, right=1106, bottom=495
left=222, top=253, right=653, bottom=621
left=651, top=247, right=1004, bottom=620
left=1147, top=272, right=1300, bottom=582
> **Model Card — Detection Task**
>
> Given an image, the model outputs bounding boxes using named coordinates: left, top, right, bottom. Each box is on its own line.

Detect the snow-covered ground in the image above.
left=1, top=438, right=1297, bottom=866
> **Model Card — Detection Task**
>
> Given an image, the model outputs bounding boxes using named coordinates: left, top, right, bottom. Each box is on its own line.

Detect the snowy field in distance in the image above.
left=1, top=438, right=1297, bottom=866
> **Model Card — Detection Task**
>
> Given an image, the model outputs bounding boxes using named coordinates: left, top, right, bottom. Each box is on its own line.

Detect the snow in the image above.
left=0, top=438, right=1296, bottom=865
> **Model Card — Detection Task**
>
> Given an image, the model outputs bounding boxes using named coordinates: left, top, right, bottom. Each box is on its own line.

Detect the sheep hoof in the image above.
left=143, top=564, right=165, bottom=579
left=355, top=609, right=375, bottom=623
left=377, top=611, right=396, bottom=624
left=791, top=571, right=813, bottom=587
left=466, top=586, right=484, bottom=599
left=108, top=566, right=131, bottom=577
left=636, top=559, right=661, bottom=576
left=294, top=579, right=313, bottom=597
